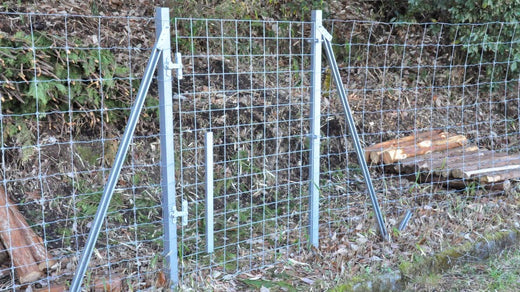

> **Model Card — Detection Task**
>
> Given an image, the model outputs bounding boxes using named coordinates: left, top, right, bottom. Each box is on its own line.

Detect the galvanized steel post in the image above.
left=156, top=7, right=180, bottom=286
left=205, top=131, right=214, bottom=253
left=309, top=10, right=323, bottom=248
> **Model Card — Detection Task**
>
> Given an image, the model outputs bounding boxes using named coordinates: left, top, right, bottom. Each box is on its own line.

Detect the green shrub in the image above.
left=405, top=0, right=520, bottom=81
left=0, top=31, right=132, bottom=115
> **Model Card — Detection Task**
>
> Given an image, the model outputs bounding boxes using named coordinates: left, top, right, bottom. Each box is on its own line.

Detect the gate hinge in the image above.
left=171, top=199, right=188, bottom=226
left=166, top=52, right=183, bottom=79
left=156, top=29, right=183, bottom=79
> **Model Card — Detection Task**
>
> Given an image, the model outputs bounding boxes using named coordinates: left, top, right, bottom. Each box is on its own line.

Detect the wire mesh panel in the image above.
left=0, top=11, right=165, bottom=290
left=172, top=18, right=314, bottom=280
left=320, top=19, right=520, bottom=258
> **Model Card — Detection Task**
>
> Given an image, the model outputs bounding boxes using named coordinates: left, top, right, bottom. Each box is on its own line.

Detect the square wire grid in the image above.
left=172, top=17, right=314, bottom=279
left=0, top=11, right=163, bottom=290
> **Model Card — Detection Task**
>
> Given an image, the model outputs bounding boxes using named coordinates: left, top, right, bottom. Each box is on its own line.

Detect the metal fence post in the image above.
left=309, top=10, right=323, bottom=248
left=205, top=131, right=214, bottom=253
left=156, top=7, right=179, bottom=286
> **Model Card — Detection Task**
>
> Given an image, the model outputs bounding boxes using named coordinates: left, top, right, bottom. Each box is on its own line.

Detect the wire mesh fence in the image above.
left=0, top=11, right=164, bottom=290
left=0, top=7, right=519, bottom=291
left=317, top=18, right=520, bottom=271
left=172, top=17, right=315, bottom=280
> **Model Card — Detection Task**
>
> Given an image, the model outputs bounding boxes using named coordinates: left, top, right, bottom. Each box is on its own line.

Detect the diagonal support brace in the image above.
left=317, top=25, right=332, bottom=41
left=320, top=26, right=389, bottom=241
left=71, top=8, right=185, bottom=291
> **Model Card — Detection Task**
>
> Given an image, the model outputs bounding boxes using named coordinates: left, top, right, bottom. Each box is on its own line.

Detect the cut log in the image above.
left=381, top=134, right=468, bottom=164
left=0, top=186, right=54, bottom=283
left=395, top=145, right=480, bottom=174
left=418, top=175, right=512, bottom=192
left=430, top=149, right=501, bottom=178
left=448, top=179, right=512, bottom=192
left=487, top=179, right=512, bottom=192
left=365, top=130, right=443, bottom=163
left=365, top=130, right=443, bottom=152
left=450, top=155, right=520, bottom=179
left=371, top=131, right=520, bottom=189
left=442, top=151, right=512, bottom=175
left=474, top=167, right=520, bottom=183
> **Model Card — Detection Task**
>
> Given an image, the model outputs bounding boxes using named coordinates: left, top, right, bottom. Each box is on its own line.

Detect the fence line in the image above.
left=0, top=8, right=519, bottom=291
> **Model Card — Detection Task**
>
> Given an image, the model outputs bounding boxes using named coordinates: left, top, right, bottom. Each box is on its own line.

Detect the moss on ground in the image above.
left=333, top=229, right=520, bottom=292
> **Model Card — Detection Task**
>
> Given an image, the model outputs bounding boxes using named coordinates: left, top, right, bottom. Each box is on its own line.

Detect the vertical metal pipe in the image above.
left=309, top=10, right=323, bottom=248
left=156, top=7, right=179, bottom=286
left=70, top=25, right=161, bottom=292
left=205, top=131, right=214, bottom=253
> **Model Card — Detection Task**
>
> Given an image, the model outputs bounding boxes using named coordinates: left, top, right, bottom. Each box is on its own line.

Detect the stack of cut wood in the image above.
left=365, top=130, right=468, bottom=164
left=0, top=187, right=55, bottom=284
left=365, top=130, right=520, bottom=189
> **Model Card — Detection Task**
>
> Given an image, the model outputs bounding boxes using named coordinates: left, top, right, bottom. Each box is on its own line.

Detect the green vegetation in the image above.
left=407, top=246, right=520, bottom=291
left=387, top=0, right=520, bottom=82
left=74, top=187, right=126, bottom=223
left=0, top=29, right=161, bottom=151
left=329, top=230, right=520, bottom=291
left=0, top=30, right=129, bottom=114
left=169, top=0, right=326, bottom=21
